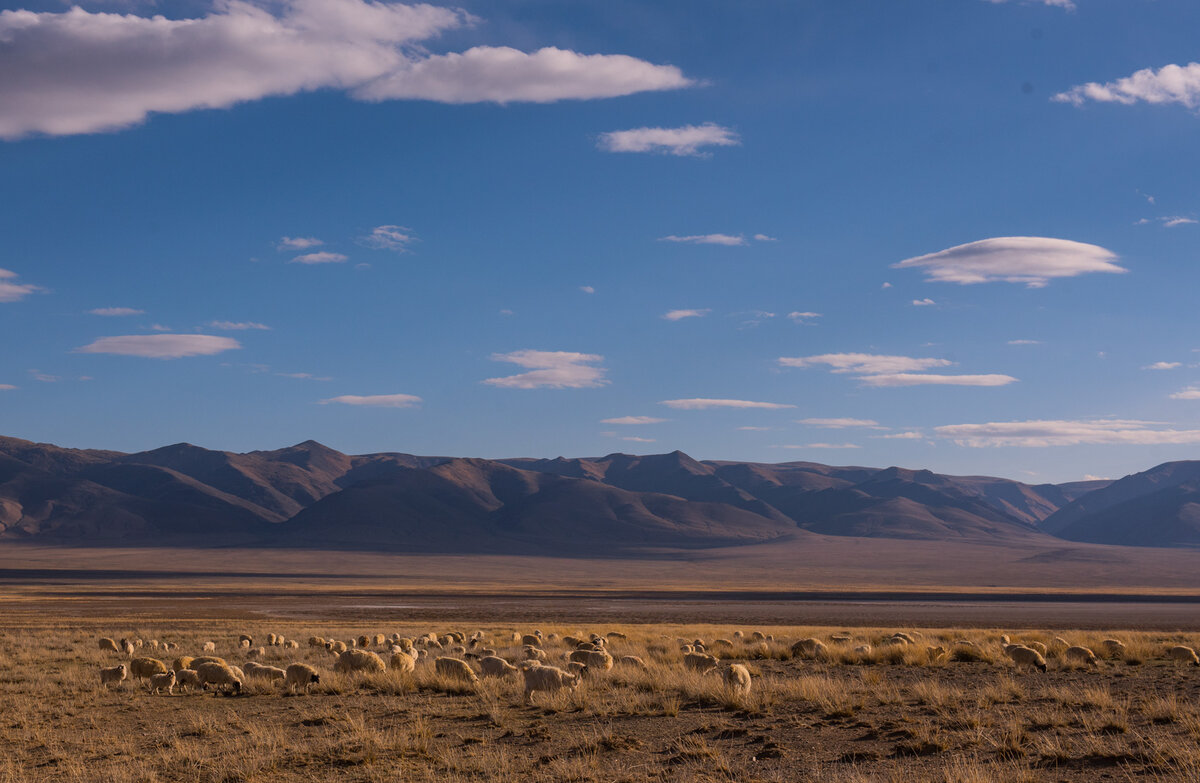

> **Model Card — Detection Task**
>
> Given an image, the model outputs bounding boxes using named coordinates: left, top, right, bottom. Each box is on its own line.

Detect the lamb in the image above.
left=194, top=662, right=242, bottom=694
left=285, top=663, right=321, bottom=694
left=1166, top=645, right=1200, bottom=666
left=618, top=655, right=647, bottom=669
left=99, top=664, right=126, bottom=688
left=175, top=669, right=202, bottom=691
left=98, top=637, right=120, bottom=653
left=479, top=656, right=518, bottom=678
left=334, top=649, right=386, bottom=675
left=791, top=638, right=829, bottom=660
left=129, top=657, right=168, bottom=679
left=389, top=652, right=415, bottom=674
left=521, top=664, right=580, bottom=704
left=1065, top=646, right=1099, bottom=667
left=202, top=641, right=216, bottom=652
left=1101, top=639, right=1127, bottom=657
left=148, top=670, right=176, bottom=695
left=568, top=649, right=614, bottom=672
left=721, top=663, right=751, bottom=695
left=435, top=656, right=479, bottom=683
left=1005, top=645, right=1047, bottom=672
left=682, top=652, right=719, bottom=673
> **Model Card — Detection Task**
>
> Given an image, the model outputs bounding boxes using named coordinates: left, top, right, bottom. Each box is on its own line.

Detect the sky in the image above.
left=3, top=0, right=1200, bottom=483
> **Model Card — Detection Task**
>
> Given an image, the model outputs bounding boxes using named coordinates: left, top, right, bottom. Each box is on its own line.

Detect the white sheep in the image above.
left=129, top=657, right=168, bottom=679
left=99, top=664, right=126, bottom=688
left=147, top=640, right=160, bottom=650
left=435, top=656, right=478, bottom=683
left=854, top=644, right=872, bottom=655
left=1166, top=645, right=1200, bottom=666
left=98, top=637, right=120, bottom=653
left=121, top=640, right=136, bottom=656
left=479, top=656, right=518, bottom=678
left=148, top=670, right=175, bottom=695
left=791, top=638, right=828, bottom=660
left=521, top=664, right=580, bottom=704
left=333, top=649, right=386, bottom=674
left=1101, top=639, right=1127, bottom=657
left=176, top=669, right=202, bottom=692
left=682, top=652, right=719, bottom=673
left=194, top=662, right=242, bottom=694
left=1065, top=646, right=1099, bottom=667
left=285, top=663, right=321, bottom=694
left=1005, top=645, right=1047, bottom=672
left=247, top=664, right=287, bottom=682
left=566, top=661, right=588, bottom=678
left=523, top=646, right=548, bottom=663
left=246, top=647, right=266, bottom=660
left=389, top=652, right=416, bottom=674
left=328, top=640, right=348, bottom=654
left=266, top=633, right=278, bottom=646
left=568, top=649, right=614, bottom=672
left=618, top=655, right=647, bottom=669
left=188, top=655, right=226, bottom=669
left=721, top=663, right=751, bottom=695
left=284, top=640, right=299, bottom=649
left=238, top=634, right=253, bottom=647
left=202, top=641, right=216, bottom=652
left=308, top=636, right=325, bottom=647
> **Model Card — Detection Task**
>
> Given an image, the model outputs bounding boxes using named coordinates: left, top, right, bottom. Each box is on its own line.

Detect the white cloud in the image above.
left=881, top=282, right=892, bottom=289
left=893, top=237, right=1125, bottom=287
left=0, top=268, right=41, bottom=302
left=88, top=307, right=143, bottom=316
left=149, top=324, right=172, bottom=331
left=360, top=225, right=414, bottom=251
left=208, top=321, right=271, bottom=331
left=621, top=436, right=656, bottom=443
left=984, top=0, right=1075, bottom=10
left=484, top=350, right=607, bottom=389
left=779, top=353, right=953, bottom=375
left=936, top=418, right=1200, bottom=447
left=738, top=426, right=772, bottom=431
left=660, top=398, right=795, bottom=410
left=277, top=236, right=323, bottom=250
left=859, top=373, right=1017, bottom=387
left=1143, top=361, right=1181, bottom=370
left=797, top=418, right=882, bottom=429
left=753, top=234, right=776, bottom=242
left=0, top=3, right=692, bottom=139
left=1007, top=339, right=1041, bottom=345
left=598, top=123, right=738, bottom=157
left=499, top=309, right=514, bottom=316
left=876, top=431, right=925, bottom=440
left=28, top=369, right=59, bottom=383
left=601, top=416, right=667, bottom=425
left=1164, top=217, right=1198, bottom=228
left=662, top=309, right=710, bottom=321
left=659, top=233, right=746, bottom=246
left=1169, top=387, right=1200, bottom=400
left=580, top=286, right=595, bottom=294
left=291, top=251, right=348, bottom=264
left=1055, top=62, right=1200, bottom=110
left=319, top=393, right=421, bottom=408
left=0, top=384, right=15, bottom=390
left=277, top=372, right=332, bottom=381
left=912, top=298, right=936, bottom=307
left=773, top=443, right=861, bottom=449
left=75, top=334, right=240, bottom=359
left=787, top=311, right=821, bottom=322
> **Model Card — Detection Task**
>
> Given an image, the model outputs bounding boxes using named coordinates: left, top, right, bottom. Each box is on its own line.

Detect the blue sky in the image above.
left=3, top=0, right=1200, bottom=483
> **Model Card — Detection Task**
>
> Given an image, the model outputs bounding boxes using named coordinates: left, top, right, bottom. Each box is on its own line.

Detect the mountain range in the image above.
left=0, top=434, right=1196, bottom=553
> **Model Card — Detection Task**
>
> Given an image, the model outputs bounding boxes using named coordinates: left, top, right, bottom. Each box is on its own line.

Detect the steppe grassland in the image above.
left=2, top=622, right=1199, bottom=782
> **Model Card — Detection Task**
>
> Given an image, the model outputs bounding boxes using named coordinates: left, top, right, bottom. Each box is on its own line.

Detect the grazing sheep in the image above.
left=791, top=638, right=829, bottom=660
left=1052, top=637, right=1070, bottom=650
left=892, top=632, right=917, bottom=644
left=247, top=664, right=286, bottom=682
left=1065, top=646, right=1099, bottom=667
left=569, top=650, right=614, bottom=672
left=284, top=640, right=299, bottom=649
left=679, top=644, right=695, bottom=654
left=121, top=640, right=135, bottom=656
left=188, top=656, right=227, bottom=669
left=129, top=657, right=168, bottom=679
left=521, top=664, right=580, bottom=704
left=308, top=636, right=325, bottom=647
left=372, top=634, right=385, bottom=647
left=523, top=646, right=548, bottom=663
left=750, top=631, right=766, bottom=642
left=566, top=661, right=588, bottom=678
left=1005, top=645, right=1048, bottom=672
left=480, top=656, right=518, bottom=678
left=830, top=634, right=852, bottom=643
left=682, top=652, right=719, bottom=673
left=239, top=635, right=253, bottom=646
left=176, top=669, right=202, bottom=692
left=1027, top=641, right=1048, bottom=656
left=172, top=656, right=196, bottom=672
left=285, top=663, right=320, bottom=694
left=194, top=662, right=242, bottom=694
left=334, top=649, right=386, bottom=675
left=607, top=631, right=628, bottom=640
left=356, top=635, right=370, bottom=648
left=618, top=655, right=647, bottom=669
left=147, top=640, right=159, bottom=650
left=328, top=640, right=348, bottom=654
left=148, top=670, right=175, bottom=695
left=239, top=639, right=251, bottom=649
left=98, top=637, right=120, bottom=653
left=721, top=663, right=751, bottom=695
left=1166, top=645, right=1200, bottom=666
left=1101, top=639, right=1127, bottom=657
left=266, top=633, right=277, bottom=646
left=926, top=645, right=948, bottom=661
left=713, top=639, right=734, bottom=650
left=99, top=664, right=126, bottom=688
left=435, top=657, right=478, bottom=683
left=202, top=641, right=216, bottom=652
left=389, top=652, right=416, bottom=674
left=854, top=645, right=872, bottom=655
left=247, top=647, right=265, bottom=660
left=954, top=639, right=977, bottom=648
left=733, top=631, right=744, bottom=639
left=562, top=636, right=582, bottom=648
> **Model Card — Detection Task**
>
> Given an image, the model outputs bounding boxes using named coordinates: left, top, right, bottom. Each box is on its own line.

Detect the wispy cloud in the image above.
left=661, top=398, right=795, bottom=410
left=277, top=372, right=332, bottom=381
left=0, top=268, right=42, bottom=302
left=780, top=353, right=953, bottom=375
left=753, top=234, right=776, bottom=242
left=1138, top=216, right=1199, bottom=228
left=936, top=419, right=1200, bottom=447
left=787, top=311, right=821, bottom=323
left=1055, top=62, right=1200, bottom=109
left=484, top=350, right=607, bottom=389
left=1007, top=339, right=1041, bottom=345
left=0, top=384, right=15, bottom=391
left=277, top=236, right=323, bottom=250
left=659, top=234, right=745, bottom=246
left=876, top=431, right=925, bottom=440
left=360, top=225, right=415, bottom=251
left=1169, top=387, right=1200, bottom=400
left=291, top=251, right=348, bottom=265
left=662, top=309, right=710, bottom=321
left=208, top=321, right=270, bottom=331
left=859, top=373, right=1017, bottom=387
left=28, top=369, right=59, bottom=383
left=598, top=123, right=738, bottom=157
left=738, top=426, right=772, bottom=431
left=88, top=307, right=143, bottom=316
left=1144, top=361, right=1181, bottom=370
left=621, top=436, right=656, bottom=443
left=798, top=418, right=882, bottom=429
left=0, top=3, right=692, bottom=140
left=772, top=443, right=861, bottom=449
left=601, top=416, right=667, bottom=425
left=319, top=393, right=421, bottom=408
left=984, top=0, right=1075, bottom=10
left=75, top=334, right=240, bottom=359
left=580, top=286, right=595, bottom=294
left=893, top=237, right=1125, bottom=287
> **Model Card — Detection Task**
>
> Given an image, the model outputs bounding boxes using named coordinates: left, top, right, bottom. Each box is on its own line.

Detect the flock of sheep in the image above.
left=96, top=627, right=1200, bottom=705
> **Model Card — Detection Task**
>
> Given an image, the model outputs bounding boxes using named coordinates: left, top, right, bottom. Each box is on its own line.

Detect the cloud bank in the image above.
left=484, top=350, right=607, bottom=389
left=935, top=419, right=1200, bottom=447
left=75, top=334, right=240, bottom=358
left=780, top=352, right=1017, bottom=387
left=893, top=237, right=1125, bottom=287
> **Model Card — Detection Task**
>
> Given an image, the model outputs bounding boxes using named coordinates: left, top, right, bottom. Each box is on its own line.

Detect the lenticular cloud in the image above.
left=893, top=237, right=1125, bottom=287
left=0, top=0, right=693, bottom=139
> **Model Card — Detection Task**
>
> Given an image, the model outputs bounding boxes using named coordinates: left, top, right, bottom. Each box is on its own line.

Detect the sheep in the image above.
left=435, top=657, right=478, bottom=683
left=721, top=663, right=751, bottom=695
left=373, top=634, right=386, bottom=647
left=194, top=662, right=242, bottom=694
left=791, top=638, right=829, bottom=660
left=356, top=635, right=370, bottom=648
left=163, top=642, right=178, bottom=652
left=247, top=664, right=287, bottom=682
left=682, top=652, right=719, bottom=673
left=1052, top=637, right=1071, bottom=650
left=246, top=647, right=266, bottom=660
left=172, top=656, right=196, bottom=672
left=122, top=640, right=136, bottom=656
left=854, top=645, right=872, bottom=655
left=892, top=632, right=918, bottom=644
left=618, top=655, right=647, bottom=669
left=389, top=652, right=416, bottom=674
left=830, top=634, right=852, bottom=643
left=98, top=637, right=120, bottom=653
left=266, top=633, right=277, bottom=646
left=523, top=646, right=548, bottom=663
left=750, top=631, right=766, bottom=641
left=479, top=656, right=518, bottom=678
left=1005, top=645, right=1047, bottom=672
left=129, top=657, right=168, bottom=679
left=285, top=663, right=321, bottom=694
left=99, top=664, right=126, bottom=688
left=679, top=644, right=695, bottom=654
left=176, top=669, right=202, bottom=692
left=562, top=636, right=582, bottom=648
left=334, top=649, right=386, bottom=675
left=733, top=631, right=744, bottom=639
left=449, top=645, right=467, bottom=656
left=521, top=664, right=580, bottom=704
left=1027, top=641, right=1048, bottom=656
left=148, top=670, right=175, bottom=695
left=926, top=645, right=948, bottom=661
left=328, top=640, right=348, bottom=654
left=607, top=631, right=628, bottom=640
left=712, top=639, right=734, bottom=650
left=1101, top=639, right=1127, bottom=657
left=188, top=656, right=227, bottom=669
left=202, top=641, right=216, bottom=652
left=569, top=649, right=614, bottom=672
left=1166, top=645, right=1200, bottom=666
left=1065, top=646, right=1099, bottom=667
left=308, top=636, right=325, bottom=648
left=239, top=634, right=253, bottom=647
left=239, top=639, right=251, bottom=649
left=284, top=640, right=299, bottom=649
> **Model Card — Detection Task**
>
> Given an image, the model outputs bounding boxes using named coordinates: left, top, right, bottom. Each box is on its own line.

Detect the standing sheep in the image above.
left=618, top=655, right=647, bottom=669
left=99, top=664, right=126, bottom=688
left=1166, top=645, right=1200, bottom=666
left=1065, top=646, right=1099, bottom=667
left=389, top=652, right=415, bottom=674
left=129, top=657, right=168, bottom=679
left=1101, top=639, right=1127, bottom=657
left=98, top=638, right=120, bottom=653
left=791, top=638, right=829, bottom=660
left=334, top=649, right=386, bottom=675
left=285, top=663, right=320, bottom=694
left=721, top=663, right=751, bottom=695
left=521, top=664, right=580, bottom=704
left=569, top=650, right=614, bottom=672
left=247, top=665, right=287, bottom=682
left=479, top=656, right=519, bottom=678
left=435, top=657, right=478, bottom=683
left=175, top=669, right=202, bottom=692
left=202, top=641, right=216, bottom=652
left=147, top=670, right=176, bottom=695
left=194, top=662, right=242, bottom=694
left=683, top=652, right=719, bottom=673
left=1005, top=645, right=1047, bottom=672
